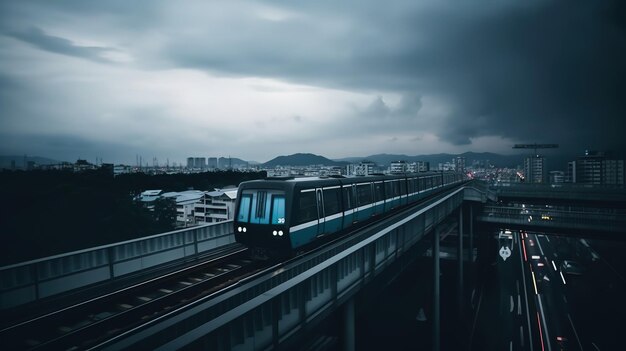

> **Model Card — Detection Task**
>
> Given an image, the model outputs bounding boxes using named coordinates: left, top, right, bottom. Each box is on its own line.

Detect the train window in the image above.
left=249, top=191, right=271, bottom=224
left=356, top=184, right=372, bottom=207
left=271, top=196, right=286, bottom=224
left=374, top=182, right=384, bottom=202
left=393, top=181, right=400, bottom=197
left=407, top=179, right=414, bottom=194
left=237, top=194, right=252, bottom=223
left=323, top=188, right=341, bottom=215
left=256, top=191, right=267, bottom=219
left=384, top=181, right=393, bottom=199
left=342, top=186, right=354, bottom=210
left=296, top=191, right=318, bottom=224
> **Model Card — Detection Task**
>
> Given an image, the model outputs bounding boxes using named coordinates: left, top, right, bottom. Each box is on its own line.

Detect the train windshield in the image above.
left=237, top=190, right=286, bottom=225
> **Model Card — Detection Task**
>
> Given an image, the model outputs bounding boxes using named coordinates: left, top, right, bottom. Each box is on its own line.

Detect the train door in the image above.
left=342, top=185, right=355, bottom=228
left=372, top=181, right=384, bottom=216
left=316, top=189, right=325, bottom=236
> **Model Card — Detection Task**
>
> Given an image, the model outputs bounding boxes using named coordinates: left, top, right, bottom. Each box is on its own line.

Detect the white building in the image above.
left=347, top=161, right=376, bottom=176
left=161, top=190, right=205, bottom=227
left=194, top=187, right=238, bottom=224
left=390, top=161, right=408, bottom=173
left=136, top=189, right=205, bottom=227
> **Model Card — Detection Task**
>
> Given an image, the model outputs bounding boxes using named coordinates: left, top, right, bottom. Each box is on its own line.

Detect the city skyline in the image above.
left=1, top=1, right=624, bottom=165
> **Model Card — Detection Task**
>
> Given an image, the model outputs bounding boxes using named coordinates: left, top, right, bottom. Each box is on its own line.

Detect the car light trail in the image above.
left=521, top=234, right=528, bottom=261
left=537, top=312, right=546, bottom=351
left=532, top=255, right=540, bottom=260
left=559, top=271, right=566, bottom=285
left=531, top=270, right=538, bottom=295
left=551, top=260, right=557, bottom=271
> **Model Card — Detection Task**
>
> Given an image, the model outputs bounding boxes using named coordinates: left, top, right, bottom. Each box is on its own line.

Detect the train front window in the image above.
left=271, top=196, right=286, bottom=224
left=237, top=194, right=252, bottom=222
left=241, top=190, right=285, bottom=225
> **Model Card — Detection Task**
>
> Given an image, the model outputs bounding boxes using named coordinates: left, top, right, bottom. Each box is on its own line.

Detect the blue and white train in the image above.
left=234, top=172, right=465, bottom=257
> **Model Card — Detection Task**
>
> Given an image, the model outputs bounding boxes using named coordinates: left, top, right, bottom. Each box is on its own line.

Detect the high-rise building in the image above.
left=454, top=156, right=466, bottom=173
left=194, top=157, right=206, bottom=170
left=187, top=157, right=194, bottom=169
left=208, top=157, right=218, bottom=169
left=567, top=151, right=624, bottom=185
left=603, top=159, right=625, bottom=185
left=524, top=155, right=545, bottom=183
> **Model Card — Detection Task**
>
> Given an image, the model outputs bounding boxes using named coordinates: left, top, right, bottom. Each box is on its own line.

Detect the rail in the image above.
left=0, top=221, right=235, bottom=310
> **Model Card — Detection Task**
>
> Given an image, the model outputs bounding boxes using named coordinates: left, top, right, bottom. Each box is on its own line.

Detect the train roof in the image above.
left=239, top=171, right=457, bottom=191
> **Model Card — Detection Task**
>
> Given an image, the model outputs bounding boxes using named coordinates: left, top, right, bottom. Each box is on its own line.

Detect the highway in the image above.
left=472, top=229, right=626, bottom=351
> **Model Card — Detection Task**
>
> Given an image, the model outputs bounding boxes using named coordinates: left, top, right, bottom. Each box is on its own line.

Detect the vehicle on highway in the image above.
left=234, top=172, right=465, bottom=257
left=561, top=260, right=585, bottom=275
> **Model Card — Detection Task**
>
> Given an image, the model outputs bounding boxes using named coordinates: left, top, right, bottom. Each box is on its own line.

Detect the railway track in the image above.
left=0, top=246, right=268, bottom=350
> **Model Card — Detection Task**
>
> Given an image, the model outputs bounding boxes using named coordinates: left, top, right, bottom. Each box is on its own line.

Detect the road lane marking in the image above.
left=518, top=295, right=522, bottom=315
left=592, top=342, right=600, bottom=350
left=537, top=295, right=552, bottom=351
left=551, top=260, right=557, bottom=271
left=510, top=340, right=513, bottom=351
left=545, top=236, right=550, bottom=243
left=518, top=234, right=534, bottom=351
left=568, top=314, right=584, bottom=351
left=559, top=271, right=566, bottom=285
left=537, top=312, right=546, bottom=351
left=535, top=234, right=545, bottom=255
left=510, top=295, right=514, bottom=313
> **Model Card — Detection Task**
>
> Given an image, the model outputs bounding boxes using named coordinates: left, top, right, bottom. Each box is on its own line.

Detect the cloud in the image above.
left=0, top=0, right=624, bottom=163
left=5, top=26, right=119, bottom=63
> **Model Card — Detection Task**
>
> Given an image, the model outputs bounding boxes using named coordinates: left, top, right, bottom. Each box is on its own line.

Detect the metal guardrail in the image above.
left=95, top=186, right=467, bottom=351
left=0, top=221, right=235, bottom=310
left=478, top=205, right=626, bottom=233
left=490, top=183, right=626, bottom=202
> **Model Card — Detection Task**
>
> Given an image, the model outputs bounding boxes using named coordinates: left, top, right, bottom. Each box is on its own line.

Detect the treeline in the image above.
left=0, top=169, right=265, bottom=266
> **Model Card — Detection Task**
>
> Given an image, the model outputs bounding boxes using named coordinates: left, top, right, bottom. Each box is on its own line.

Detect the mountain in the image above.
left=0, top=155, right=64, bottom=170
left=263, top=153, right=347, bottom=167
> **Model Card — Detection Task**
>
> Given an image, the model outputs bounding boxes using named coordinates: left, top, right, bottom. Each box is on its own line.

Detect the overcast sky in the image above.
left=0, top=0, right=624, bottom=164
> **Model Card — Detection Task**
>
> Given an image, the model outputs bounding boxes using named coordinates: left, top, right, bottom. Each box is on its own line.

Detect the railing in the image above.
left=95, top=186, right=467, bottom=351
left=0, top=221, right=235, bottom=310
left=490, top=183, right=626, bottom=202
left=478, top=205, right=626, bottom=233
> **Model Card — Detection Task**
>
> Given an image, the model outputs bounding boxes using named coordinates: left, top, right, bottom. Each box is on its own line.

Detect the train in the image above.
left=233, top=171, right=465, bottom=257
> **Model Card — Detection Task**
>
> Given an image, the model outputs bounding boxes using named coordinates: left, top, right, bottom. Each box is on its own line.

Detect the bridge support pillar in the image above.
left=469, top=204, right=473, bottom=267
left=433, top=226, right=440, bottom=351
left=458, top=207, right=464, bottom=319
left=343, top=298, right=355, bottom=351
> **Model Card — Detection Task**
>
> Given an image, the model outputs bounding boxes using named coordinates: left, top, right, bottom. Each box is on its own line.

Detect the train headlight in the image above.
left=242, top=227, right=247, bottom=233
left=237, top=227, right=242, bottom=232
left=273, top=230, right=278, bottom=236
left=278, top=230, right=283, bottom=236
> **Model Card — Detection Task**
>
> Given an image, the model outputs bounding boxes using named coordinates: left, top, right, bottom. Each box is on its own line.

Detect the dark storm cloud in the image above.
left=1, top=0, right=624, bottom=161
left=6, top=27, right=117, bottom=63
left=158, top=0, right=625, bottom=154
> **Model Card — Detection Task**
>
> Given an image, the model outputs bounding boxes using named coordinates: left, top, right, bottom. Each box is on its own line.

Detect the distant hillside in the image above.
left=263, top=153, right=347, bottom=167
left=0, top=155, right=64, bottom=169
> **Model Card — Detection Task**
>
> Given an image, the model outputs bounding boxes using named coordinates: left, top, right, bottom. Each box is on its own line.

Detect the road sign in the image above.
left=500, top=246, right=512, bottom=261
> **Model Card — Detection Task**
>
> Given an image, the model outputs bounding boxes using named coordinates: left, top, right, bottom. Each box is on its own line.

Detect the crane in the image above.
left=513, top=143, right=558, bottom=156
